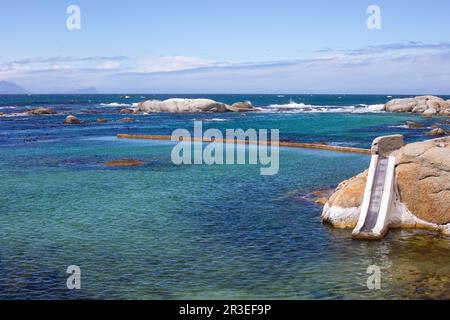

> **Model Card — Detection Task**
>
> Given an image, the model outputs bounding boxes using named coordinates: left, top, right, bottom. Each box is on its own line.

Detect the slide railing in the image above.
left=352, top=155, right=396, bottom=239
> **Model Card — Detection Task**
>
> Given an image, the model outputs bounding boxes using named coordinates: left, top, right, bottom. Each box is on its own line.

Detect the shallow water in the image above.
left=0, top=94, right=449, bottom=299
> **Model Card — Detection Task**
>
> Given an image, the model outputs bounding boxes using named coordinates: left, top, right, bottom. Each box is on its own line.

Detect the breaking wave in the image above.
left=99, top=102, right=138, bottom=107
left=260, top=101, right=384, bottom=113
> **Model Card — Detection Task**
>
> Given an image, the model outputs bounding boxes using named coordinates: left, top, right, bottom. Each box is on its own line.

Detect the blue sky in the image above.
left=1, top=0, right=450, bottom=93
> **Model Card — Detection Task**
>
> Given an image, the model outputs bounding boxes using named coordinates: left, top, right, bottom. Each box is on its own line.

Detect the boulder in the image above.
left=138, top=98, right=230, bottom=113
left=322, top=137, right=450, bottom=230
left=96, top=118, right=108, bottom=123
left=384, top=96, right=450, bottom=115
left=370, top=134, right=404, bottom=156
left=406, top=121, right=423, bottom=129
left=104, top=159, right=145, bottom=167
left=120, top=117, right=134, bottom=123
left=391, top=138, right=450, bottom=225
left=120, top=108, right=134, bottom=114
left=64, top=115, right=81, bottom=124
left=26, top=107, right=56, bottom=115
left=226, top=101, right=256, bottom=112
left=384, top=98, right=416, bottom=113
left=427, top=128, right=447, bottom=136
left=423, top=107, right=437, bottom=117
left=0, top=112, right=4, bottom=116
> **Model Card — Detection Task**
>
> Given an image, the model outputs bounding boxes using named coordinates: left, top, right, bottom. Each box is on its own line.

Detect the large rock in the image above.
left=370, top=134, right=404, bottom=156
left=384, top=96, right=450, bottom=116
left=64, top=115, right=81, bottom=124
left=406, top=121, right=423, bottom=129
left=427, top=128, right=447, bottom=136
left=138, top=98, right=230, bottom=113
left=391, top=138, right=450, bottom=225
left=26, top=107, right=56, bottom=115
left=226, top=101, right=256, bottom=112
left=322, top=137, right=450, bottom=231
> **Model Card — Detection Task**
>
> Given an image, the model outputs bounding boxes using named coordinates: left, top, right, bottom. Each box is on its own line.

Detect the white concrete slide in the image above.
left=352, top=155, right=396, bottom=239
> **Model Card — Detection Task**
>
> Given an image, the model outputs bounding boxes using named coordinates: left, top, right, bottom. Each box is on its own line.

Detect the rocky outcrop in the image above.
left=391, top=138, right=450, bottom=225
left=26, top=107, right=56, bottom=115
left=371, top=134, right=404, bottom=156
left=137, top=98, right=257, bottom=113
left=384, top=96, right=450, bottom=116
left=322, top=137, right=450, bottom=235
left=104, top=159, right=145, bottom=167
left=64, top=115, right=81, bottom=124
left=406, top=121, right=423, bottom=129
left=427, top=127, right=447, bottom=136
left=226, top=101, right=256, bottom=112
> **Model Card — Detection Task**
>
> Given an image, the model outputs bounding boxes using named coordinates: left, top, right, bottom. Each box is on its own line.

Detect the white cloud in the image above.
left=134, top=55, right=224, bottom=73
left=97, top=61, right=121, bottom=70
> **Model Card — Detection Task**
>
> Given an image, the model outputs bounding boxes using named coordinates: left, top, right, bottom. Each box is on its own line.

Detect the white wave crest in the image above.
left=261, top=101, right=385, bottom=114
left=100, top=102, right=135, bottom=107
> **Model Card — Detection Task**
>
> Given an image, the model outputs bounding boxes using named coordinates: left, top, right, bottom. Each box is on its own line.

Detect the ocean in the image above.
left=0, top=94, right=449, bottom=299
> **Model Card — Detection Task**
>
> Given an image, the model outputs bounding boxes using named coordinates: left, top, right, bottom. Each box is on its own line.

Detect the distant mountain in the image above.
left=0, top=81, right=29, bottom=94
left=70, top=87, right=98, bottom=94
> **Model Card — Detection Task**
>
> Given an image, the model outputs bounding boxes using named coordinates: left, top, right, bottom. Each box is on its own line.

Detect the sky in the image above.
left=1, top=0, right=450, bottom=94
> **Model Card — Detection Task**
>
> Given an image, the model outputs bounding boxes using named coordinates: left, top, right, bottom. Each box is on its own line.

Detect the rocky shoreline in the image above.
left=384, top=95, right=450, bottom=117
left=322, top=137, right=450, bottom=236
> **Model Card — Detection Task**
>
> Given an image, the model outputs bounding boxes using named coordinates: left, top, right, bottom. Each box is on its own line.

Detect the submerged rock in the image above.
left=427, top=127, right=447, bottom=136
left=104, top=159, right=145, bottom=167
left=406, top=121, right=423, bottom=129
left=384, top=96, right=450, bottom=116
left=64, top=115, right=81, bottom=124
left=322, top=137, right=450, bottom=234
left=26, top=107, right=56, bottom=115
left=96, top=118, right=108, bottom=123
left=120, top=108, right=134, bottom=114
left=120, top=118, right=135, bottom=123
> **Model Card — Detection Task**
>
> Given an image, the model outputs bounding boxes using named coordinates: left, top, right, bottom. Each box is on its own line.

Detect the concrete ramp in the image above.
left=352, top=155, right=396, bottom=239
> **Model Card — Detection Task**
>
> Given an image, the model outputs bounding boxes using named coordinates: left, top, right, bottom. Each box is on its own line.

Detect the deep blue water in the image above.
left=0, top=94, right=449, bottom=299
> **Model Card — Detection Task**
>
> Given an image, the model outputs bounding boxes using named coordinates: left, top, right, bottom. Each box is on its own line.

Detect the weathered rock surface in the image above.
left=384, top=96, right=450, bottom=116
left=427, top=127, right=447, bottom=136
left=406, top=121, right=423, bottom=129
left=322, top=137, right=450, bottom=233
left=26, top=107, right=56, bottom=115
left=226, top=101, right=256, bottom=112
left=120, top=108, right=134, bottom=114
left=391, top=137, right=450, bottom=225
left=120, top=118, right=134, bottom=123
left=371, top=134, right=404, bottom=156
left=64, top=115, right=81, bottom=124
left=104, top=159, right=145, bottom=167
left=137, top=98, right=257, bottom=113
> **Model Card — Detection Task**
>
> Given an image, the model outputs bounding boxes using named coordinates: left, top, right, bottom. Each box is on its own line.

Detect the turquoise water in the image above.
left=0, top=94, right=449, bottom=299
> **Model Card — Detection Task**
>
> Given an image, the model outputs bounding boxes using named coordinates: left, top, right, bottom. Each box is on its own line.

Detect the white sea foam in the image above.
left=100, top=102, right=136, bottom=107
left=204, top=118, right=228, bottom=122
left=261, top=101, right=385, bottom=114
